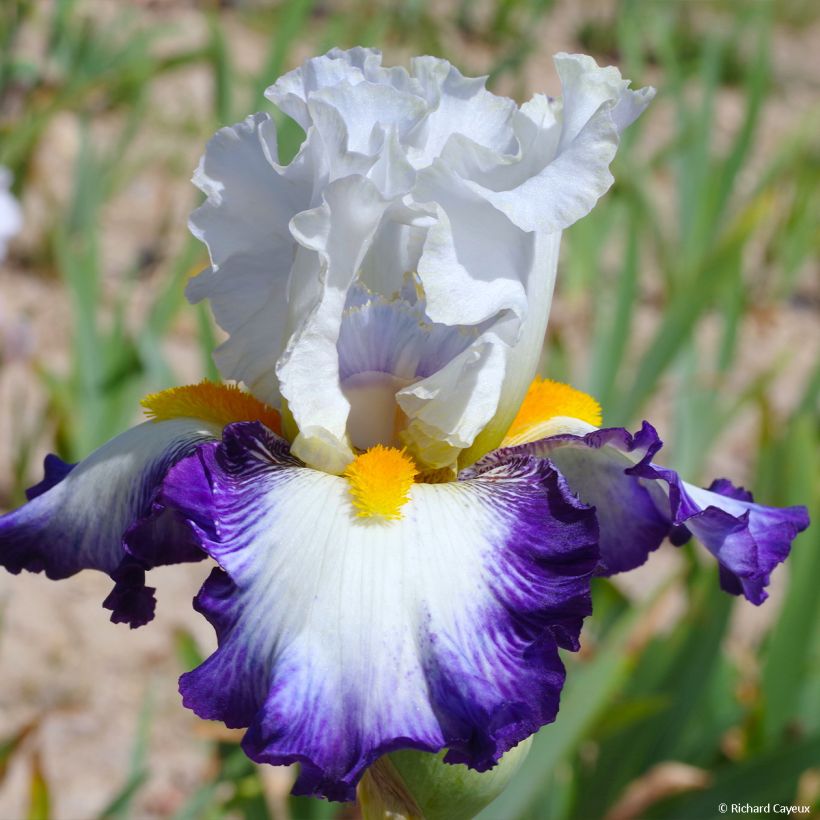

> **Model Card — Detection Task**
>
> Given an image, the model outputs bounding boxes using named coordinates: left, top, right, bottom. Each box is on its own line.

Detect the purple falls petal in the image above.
left=0, top=419, right=216, bottom=627
left=156, top=421, right=598, bottom=801
left=485, top=422, right=810, bottom=605
left=470, top=422, right=668, bottom=576
left=645, top=473, right=809, bottom=605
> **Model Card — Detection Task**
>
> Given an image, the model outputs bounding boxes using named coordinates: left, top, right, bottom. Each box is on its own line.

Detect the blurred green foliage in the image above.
left=0, top=0, right=818, bottom=818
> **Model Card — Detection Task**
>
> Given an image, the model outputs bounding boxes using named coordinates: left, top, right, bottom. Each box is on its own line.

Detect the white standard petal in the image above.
left=265, top=48, right=378, bottom=128
left=188, top=113, right=299, bottom=266
left=187, top=114, right=315, bottom=403
left=406, top=57, right=518, bottom=168
left=554, top=52, right=654, bottom=147
left=414, top=163, right=534, bottom=327
left=308, top=81, right=427, bottom=159
left=276, top=176, right=392, bottom=473
left=460, top=232, right=562, bottom=467
left=188, top=49, right=653, bottom=473
left=443, top=53, right=654, bottom=234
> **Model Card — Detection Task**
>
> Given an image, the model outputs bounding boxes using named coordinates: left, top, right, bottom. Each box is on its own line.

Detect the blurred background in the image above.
left=0, top=0, right=818, bottom=818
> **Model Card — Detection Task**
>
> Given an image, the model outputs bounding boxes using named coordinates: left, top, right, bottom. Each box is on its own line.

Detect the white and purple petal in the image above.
left=335, top=288, right=523, bottom=465
left=486, top=422, right=810, bottom=604
left=150, top=421, right=597, bottom=800
left=642, top=472, right=809, bottom=605
left=337, top=294, right=477, bottom=383
left=0, top=419, right=218, bottom=626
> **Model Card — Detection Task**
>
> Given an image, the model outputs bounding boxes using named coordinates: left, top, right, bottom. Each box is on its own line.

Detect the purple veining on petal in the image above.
left=430, top=455, right=597, bottom=770
left=481, top=422, right=810, bottom=605
left=337, top=293, right=478, bottom=382
left=158, top=421, right=598, bottom=801
left=467, top=422, right=668, bottom=576
left=121, top=427, right=292, bottom=622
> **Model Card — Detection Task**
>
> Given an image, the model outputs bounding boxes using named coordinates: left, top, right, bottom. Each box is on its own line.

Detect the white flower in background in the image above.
left=0, top=167, right=22, bottom=262
left=187, top=48, right=655, bottom=474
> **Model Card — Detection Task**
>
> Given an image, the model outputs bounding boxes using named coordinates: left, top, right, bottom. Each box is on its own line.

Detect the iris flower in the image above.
left=0, top=49, right=809, bottom=804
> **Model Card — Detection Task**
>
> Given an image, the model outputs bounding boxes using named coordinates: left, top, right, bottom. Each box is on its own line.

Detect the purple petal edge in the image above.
left=481, top=422, right=810, bottom=605
left=102, top=560, right=157, bottom=629
left=162, top=422, right=598, bottom=801
left=467, top=422, right=666, bottom=576
left=641, top=467, right=809, bottom=605
left=0, top=424, right=217, bottom=627
left=25, top=454, right=76, bottom=500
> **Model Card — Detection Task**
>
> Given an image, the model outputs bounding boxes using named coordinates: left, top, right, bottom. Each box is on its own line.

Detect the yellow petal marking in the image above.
left=345, top=445, right=418, bottom=521
left=141, top=380, right=282, bottom=435
left=502, top=378, right=602, bottom=446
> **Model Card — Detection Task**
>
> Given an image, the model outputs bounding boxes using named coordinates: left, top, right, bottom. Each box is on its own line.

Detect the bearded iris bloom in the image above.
left=0, top=49, right=809, bottom=803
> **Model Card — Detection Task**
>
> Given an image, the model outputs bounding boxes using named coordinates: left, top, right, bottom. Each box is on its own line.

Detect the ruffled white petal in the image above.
left=308, top=81, right=427, bottom=158
left=459, top=232, right=562, bottom=466
left=277, top=176, right=392, bottom=472
left=187, top=114, right=309, bottom=404
left=406, top=58, right=517, bottom=167
left=189, top=113, right=294, bottom=264
left=443, top=53, right=655, bottom=235
left=265, top=47, right=395, bottom=129
left=188, top=48, right=652, bottom=472
left=415, top=165, right=534, bottom=326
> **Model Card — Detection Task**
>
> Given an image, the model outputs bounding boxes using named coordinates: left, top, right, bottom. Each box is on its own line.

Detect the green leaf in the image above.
left=0, top=722, right=37, bottom=785
left=27, top=752, right=50, bottom=820
left=252, top=0, right=315, bottom=105
left=207, top=12, right=233, bottom=124
left=574, top=575, right=732, bottom=818
left=647, top=735, right=820, bottom=819
left=174, top=628, right=205, bottom=672
left=760, top=411, right=820, bottom=745
left=287, top=793, right=340, bottom=820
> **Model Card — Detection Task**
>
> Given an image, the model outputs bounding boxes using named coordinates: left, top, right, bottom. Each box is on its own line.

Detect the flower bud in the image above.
left=358, top=738, right=532, bottom=820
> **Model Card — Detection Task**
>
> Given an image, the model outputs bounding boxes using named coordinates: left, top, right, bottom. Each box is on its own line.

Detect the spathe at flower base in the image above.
left=359, top=738, right=533, bottom=820
left=0, top=46, right=810, bottom=815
